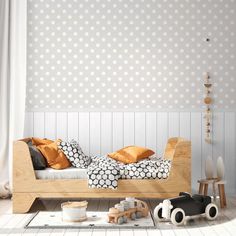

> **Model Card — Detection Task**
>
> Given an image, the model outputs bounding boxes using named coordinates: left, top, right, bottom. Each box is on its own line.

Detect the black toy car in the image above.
left=154, top=192, right=218, bottom=226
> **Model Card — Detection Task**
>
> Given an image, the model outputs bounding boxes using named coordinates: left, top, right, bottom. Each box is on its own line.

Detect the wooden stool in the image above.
left=215, top=180, right=227, bottom=208
left=197, top=178, right=227, bottom=208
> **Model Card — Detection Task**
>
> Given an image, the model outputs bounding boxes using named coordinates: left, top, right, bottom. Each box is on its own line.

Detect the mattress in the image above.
left=35, top=167, right=87, bottom=179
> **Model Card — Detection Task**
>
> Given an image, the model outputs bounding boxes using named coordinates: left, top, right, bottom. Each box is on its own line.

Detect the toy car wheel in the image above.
left=117, top=216, right=124, bottom=225
left=153, top=204, right=164, bottom=221
left=171, top=208, right=185, bottom=226
left=123, top=216, right=128, bottom=223
left=131, top=212, right=136, bottom=220
left=205, top=203, right=218, bottom=220
left=136, top=211, right=142, bottom=219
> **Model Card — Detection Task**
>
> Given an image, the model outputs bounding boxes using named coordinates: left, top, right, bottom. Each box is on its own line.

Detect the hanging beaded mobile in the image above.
left=204, top=72, right=212, bottom=143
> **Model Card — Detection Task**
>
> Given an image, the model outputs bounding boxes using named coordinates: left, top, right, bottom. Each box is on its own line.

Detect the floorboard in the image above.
left=0, top=197, right=235, bottom=236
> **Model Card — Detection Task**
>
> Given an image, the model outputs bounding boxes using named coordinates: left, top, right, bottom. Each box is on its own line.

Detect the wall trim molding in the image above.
left=25, top=109, right=236, bottom=113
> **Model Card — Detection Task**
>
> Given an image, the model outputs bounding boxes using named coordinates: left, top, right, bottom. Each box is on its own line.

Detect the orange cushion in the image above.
left=32, top=137, right=54, bottom=146
left=35, top=139, right=71, bottom=170
left=108, top=146, right=155, bottom=164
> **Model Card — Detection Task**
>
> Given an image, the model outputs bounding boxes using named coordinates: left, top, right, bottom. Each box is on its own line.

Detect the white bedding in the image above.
left=35, top=167, right=87, bottom=179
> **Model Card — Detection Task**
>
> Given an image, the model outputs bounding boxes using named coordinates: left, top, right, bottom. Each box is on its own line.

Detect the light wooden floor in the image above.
left=0, top=197, right=236, bottom=235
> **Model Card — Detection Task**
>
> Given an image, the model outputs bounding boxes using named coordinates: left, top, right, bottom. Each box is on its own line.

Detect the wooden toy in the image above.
left=154, top=192, right=218, bottom=226
left=108, top=199, right=149, bottom=224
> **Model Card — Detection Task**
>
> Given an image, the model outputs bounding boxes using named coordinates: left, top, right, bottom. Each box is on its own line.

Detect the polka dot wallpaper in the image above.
left=27, top=0, right=236, bottom=110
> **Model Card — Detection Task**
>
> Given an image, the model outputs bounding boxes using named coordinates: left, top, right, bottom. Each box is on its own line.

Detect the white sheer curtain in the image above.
left=0, top=0, right=27, bottom=197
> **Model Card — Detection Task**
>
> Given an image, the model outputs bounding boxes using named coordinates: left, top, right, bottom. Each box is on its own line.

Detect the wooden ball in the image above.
left=204, top=97, right=212, bottom=105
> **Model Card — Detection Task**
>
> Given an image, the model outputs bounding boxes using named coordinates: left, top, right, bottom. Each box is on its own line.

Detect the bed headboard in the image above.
left=164, top=137, right=191, bottom=161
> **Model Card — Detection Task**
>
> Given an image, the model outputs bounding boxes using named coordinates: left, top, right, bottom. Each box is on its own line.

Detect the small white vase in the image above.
left=216, top=156, right=225, bottom=180
left=205, top=156, right=214, bottom=179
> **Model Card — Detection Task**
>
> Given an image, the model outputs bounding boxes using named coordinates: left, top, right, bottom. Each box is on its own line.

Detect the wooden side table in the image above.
left=197, top=178, right=227, bottom=208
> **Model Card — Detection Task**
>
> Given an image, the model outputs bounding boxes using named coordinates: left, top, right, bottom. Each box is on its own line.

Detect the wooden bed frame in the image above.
left=12, top=137, right=191, bottom=213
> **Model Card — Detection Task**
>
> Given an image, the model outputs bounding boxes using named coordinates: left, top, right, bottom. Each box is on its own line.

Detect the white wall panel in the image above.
left=78, top=112, right=90, bottom=155
left=157, top=112, right=168, bottom=158
left=101, top=112, right=112, bottom=155
left=67, top=112, right=79, bottom=141
left=123, top=112, right=135, bottom=147
left=191, top=112, right=202, bottom=192
left=90, top=112, right=101, bottom=156
left=224, top=112, right=236, bottom=194
left=212, top=112, right=224, bottom=164
left=134, top=112, right=146, bottom=147
left=168, top=112, right=180, bottom=138
left=24, top=111, right=236, bottom=194
left=33, top=112, right=44, bottom=138
left=56, top=112, right=67, bottom=140
left=146, top=112, right=157, bottom=155
left=45, top=112, right=56, bottom=140
left=112, top=112, right=123, bottom=151
left=180, top=112, right=191, bottom=140
left=24, top=112, right=33, bottom=137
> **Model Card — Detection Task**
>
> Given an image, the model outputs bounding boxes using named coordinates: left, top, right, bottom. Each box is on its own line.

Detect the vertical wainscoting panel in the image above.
left=179, top=112, right=191, bottom=140
left=134, top=112, right=146, bottom=147
left=168, top=112, right=180, bottom=138
left=78, top=112, right=90, bottom=155
left=24, top=111, right=236, bottom=194
left=90, top=112, right=101, bottom=156
left=190, top=112, right=202, bottom=192
left=146, top=112, right=157, bottom=155
left=123, top=112, right=135, bottom=146
left=201, top=112, right=213, bottom=179
left=101, top=112, right=112, bottom=155
left=212, top=112, right=225, bottom=167
left=56, top=112, right=67, bottom=140
left=44, top=112, right=56, bottom=140
left=67, top=112, right=79, bottom=141
left=211, top=113, right=225, bottom=194
left=224, top=112, right=236, bottom=194
left=24, top=112, right=33, bottom=137
left=157, top=112, right=168, bottom=157
left=112, top=112, right=123, bottom=151
left=33, top=112, right=45, bottom=137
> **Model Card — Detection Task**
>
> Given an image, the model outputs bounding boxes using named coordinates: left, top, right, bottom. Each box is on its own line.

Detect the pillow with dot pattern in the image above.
left=57, top=140, right=91, bottom=168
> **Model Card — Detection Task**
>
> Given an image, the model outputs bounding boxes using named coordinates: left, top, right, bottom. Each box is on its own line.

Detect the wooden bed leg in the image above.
left=12, top=193, right=36, bottom=213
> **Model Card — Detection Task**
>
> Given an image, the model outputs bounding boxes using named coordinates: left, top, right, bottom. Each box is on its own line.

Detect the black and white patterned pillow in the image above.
left=57, top=140, right=91, bottom=168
